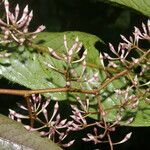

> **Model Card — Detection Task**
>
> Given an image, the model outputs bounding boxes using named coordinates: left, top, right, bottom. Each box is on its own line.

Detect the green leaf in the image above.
left=122, top=101, right=150, bottom=126
left=0, top=114, right=62, bottom=150
left=0, top=31, right=103, bottom=100
left=34, top=31, right=103, bottom=66
left=97, top=0, right=150, bottom=17
left=0, top=31, right=149, bottom=127
left=102, top=95, right=150, bottom=127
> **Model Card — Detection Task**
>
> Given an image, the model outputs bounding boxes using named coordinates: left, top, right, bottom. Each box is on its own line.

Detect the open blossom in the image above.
left=0, top=0, right=45, bottom=44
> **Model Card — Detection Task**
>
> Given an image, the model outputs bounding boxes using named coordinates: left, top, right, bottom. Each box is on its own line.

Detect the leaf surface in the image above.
left=97, top=0, right=150, bottom=17
left=0, top=31, right=149, bottom=126
left=0, top=114, right=62, bottom=150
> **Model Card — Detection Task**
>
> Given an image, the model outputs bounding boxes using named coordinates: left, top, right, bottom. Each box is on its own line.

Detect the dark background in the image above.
left=0, top=0, right=149, bottom=149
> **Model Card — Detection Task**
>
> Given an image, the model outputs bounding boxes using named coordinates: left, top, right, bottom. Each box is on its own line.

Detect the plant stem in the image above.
left=107, top=133, right=114, bottom=150
left=0, top=50, right=149, bottom=98
left=0, top=87, right=97, bottom=97
left=25, top=96, right=34, bottom=127
left=96, top=50, right=150, bottom=92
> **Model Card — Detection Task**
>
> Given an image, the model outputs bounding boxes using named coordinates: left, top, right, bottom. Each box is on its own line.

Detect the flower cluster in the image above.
left=44, top=34, right=102, bottom=90
left=9, top=93, right=134, bottom=149
left=5, top=2, right=149, bottom=147
left=82, top=127, right=132, bottom=146
left=103, top=20, right=150, bottom=64
left=45, top=34, right=90, bottom=87
left=45, top=35, right=87, bottom=65
left=102, top=20, right=150, bottom=106
left=9, top=94, right=75, bottom=147
left=0, top=0, right=45, bottom=44
left=115, top=86, right=139, bottom=110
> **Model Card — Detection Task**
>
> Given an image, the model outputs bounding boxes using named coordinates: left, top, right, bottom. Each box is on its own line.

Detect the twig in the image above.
left=25, top=96, right=34, bottom=127
left=96, top=50, right=150, bottom=92
left=0, top=87, right=97, bottom=97
left=107, top=133, right=114, bottom=150
left=0, top=50, right=149, bottom=98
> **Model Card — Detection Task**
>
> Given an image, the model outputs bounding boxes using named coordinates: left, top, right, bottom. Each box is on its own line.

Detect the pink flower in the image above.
left=0, top=0, right=45, bottom=44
